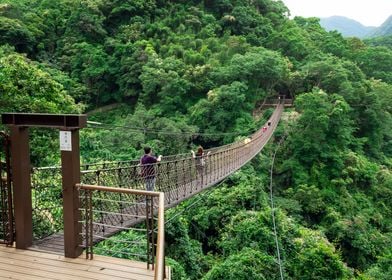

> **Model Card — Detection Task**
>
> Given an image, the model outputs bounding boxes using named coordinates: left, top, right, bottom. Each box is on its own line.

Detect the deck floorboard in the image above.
left=0, top=246, right=167, bottom=280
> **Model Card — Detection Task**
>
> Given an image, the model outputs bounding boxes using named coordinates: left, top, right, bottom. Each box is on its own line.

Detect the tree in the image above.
left=213, top=47, right=290, bottom=100
left=0, top=11, right=35, bottom=53
left=301, top=55, right=364, bottom=101
left=289, top=228, right=352, bottom=279
left=203, top=248, right=278, bottom=280
left=354, top=46, right=392, bottom=84
left=0, top=50, right=80, bottom=113
left=66, top=42, right=112, bottom=106
left=354, top=80, right=392, bottom=158
left=190, top=81, right=252, bottom=138
left=139, top=55, right=191, bottom=114
left=287, top=91, right=353, bottom=180
left=165, top=215, right=206, bottom=280
left=266, top=21, right=315, bottom=63
left=364, top=253, right=392, bottom=280
left=218, top=211, right=276, bottom=256
left=63, top=0, right=107, bottom=43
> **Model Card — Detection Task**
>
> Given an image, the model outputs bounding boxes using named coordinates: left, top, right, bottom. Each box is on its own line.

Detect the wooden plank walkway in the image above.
left=0, top=245, right=170, bottom=280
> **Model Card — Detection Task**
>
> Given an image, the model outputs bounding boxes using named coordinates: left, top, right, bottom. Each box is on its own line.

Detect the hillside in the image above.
left=1, top=1, right=392, bottom=279
left=320, top=15, right=392, bottom=38
left=320, top=16, right=376, bottom=38
left=368, top=15, right=392, bottom=37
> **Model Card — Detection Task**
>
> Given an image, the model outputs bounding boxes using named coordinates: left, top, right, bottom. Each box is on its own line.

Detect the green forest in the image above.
left=1, top=0, right=391, bottom=279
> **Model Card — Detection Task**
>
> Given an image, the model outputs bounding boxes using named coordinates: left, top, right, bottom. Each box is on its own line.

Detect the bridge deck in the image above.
left=0, top=245, right=170, bottom=280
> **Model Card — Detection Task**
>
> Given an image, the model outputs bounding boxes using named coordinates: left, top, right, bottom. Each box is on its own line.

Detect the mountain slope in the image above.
left=368, top=15, right=392, bottom=37
left=320, top=16, right=376, bottom=38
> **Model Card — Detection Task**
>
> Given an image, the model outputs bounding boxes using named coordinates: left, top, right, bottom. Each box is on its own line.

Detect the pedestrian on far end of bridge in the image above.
left=140, top=146, right=162, bottom=191
left=191, top=146, right=210, bottom=187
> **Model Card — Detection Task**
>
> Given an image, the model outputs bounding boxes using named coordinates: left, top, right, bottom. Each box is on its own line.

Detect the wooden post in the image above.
left=61, top=129, right=83, bottom=258
left=10, top=126, right=32, bottom=249
left=2, top=113, right=87, bottom=257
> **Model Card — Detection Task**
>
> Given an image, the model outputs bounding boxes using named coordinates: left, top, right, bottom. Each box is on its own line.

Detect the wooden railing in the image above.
left=155, top=193, right=165, bottom=280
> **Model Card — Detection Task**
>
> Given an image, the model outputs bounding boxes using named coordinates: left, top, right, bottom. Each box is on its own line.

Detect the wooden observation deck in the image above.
left=0, top=245, right=170, bottom=280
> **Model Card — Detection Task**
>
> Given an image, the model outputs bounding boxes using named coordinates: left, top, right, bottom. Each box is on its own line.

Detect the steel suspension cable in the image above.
left=85, top=121, right=264, bottom=138
left=269, top=134, right=287, bottom=280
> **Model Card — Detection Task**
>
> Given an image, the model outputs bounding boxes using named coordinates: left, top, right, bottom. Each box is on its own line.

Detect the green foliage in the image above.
left=218, top=210, right=276, bottom=256
left=266, top=21, right=315, bottom=63
left=63, top=0, right=107, bottom=43
left=364, top=253, right=392, bottom=280
left=94, top=230, right=147, bottom=260
left=165, top=258, right=189, bottom=280
left=213, top=47, right=290, bottom=94
left=190, top=81, right=253, bottom=139
left=203, top=248, right=278, bottom=280
left=0, top=48, right=81, bottom=113
left=165, top=215, right=206, bottom=280
left=286, top=91, right=354, bottom=183
left=0, top=16, right=34, bottom=53
left=352, top=81, right=392, bottom=158
left=364, top=35, right=392, bottom=48
left=1, top=1, right=392, bottom=279
left=354, top=46, right=392, bottom=84
left=289, top=228, right=352, bottom=279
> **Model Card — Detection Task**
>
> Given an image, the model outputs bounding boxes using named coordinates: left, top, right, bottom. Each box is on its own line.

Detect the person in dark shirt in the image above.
left=140, top=146, right=162, bottom=191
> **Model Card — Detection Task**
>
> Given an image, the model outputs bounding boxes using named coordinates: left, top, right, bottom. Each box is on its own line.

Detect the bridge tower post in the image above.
left=1, top=113, right=86, bottom=258
left=9, top=125, right=32, bottom=249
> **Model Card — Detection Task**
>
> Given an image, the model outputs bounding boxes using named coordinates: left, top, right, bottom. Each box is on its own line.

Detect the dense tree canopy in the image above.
left=0, top=0, right=391, bottom=279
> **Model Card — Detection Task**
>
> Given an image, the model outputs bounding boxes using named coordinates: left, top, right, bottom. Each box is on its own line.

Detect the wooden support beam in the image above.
left=2, top=112, right=87, bottom=258
left=10, top=126, right=32, bottom=249
left=62, top=130, right=83, bottom=258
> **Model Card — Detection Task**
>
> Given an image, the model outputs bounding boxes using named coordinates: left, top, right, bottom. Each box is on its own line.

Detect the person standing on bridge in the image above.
left=140, top=146, right=162, bottom=191
left=191, top=146, right=210, bottom=187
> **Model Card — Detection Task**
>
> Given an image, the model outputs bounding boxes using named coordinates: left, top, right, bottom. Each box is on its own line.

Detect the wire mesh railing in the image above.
left=31, top=166, right=63, bottom=240
left=80, top=102, right=284, bottom=208
left=0, top=131, right=14, bottom=245
left=77, top=184, right=165, bottom=279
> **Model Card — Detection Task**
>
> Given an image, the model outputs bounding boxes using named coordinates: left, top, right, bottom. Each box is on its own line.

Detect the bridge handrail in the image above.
left=79, top=102, right=283, bottom=193
left=155, top=192, right=165, bottom=280
left=76, top=183, right=166, bottom=280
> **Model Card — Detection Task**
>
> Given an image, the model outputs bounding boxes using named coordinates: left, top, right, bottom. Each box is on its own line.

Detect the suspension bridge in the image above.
left=0, top=98, right=289, bottom=279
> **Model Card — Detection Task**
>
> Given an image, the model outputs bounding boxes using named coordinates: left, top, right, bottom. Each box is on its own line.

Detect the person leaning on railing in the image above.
left=140, top=146, right=162, bottom=191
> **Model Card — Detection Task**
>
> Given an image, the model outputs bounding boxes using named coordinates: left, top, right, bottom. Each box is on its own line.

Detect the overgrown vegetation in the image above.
left=0, top=0, right=391, bottom=279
